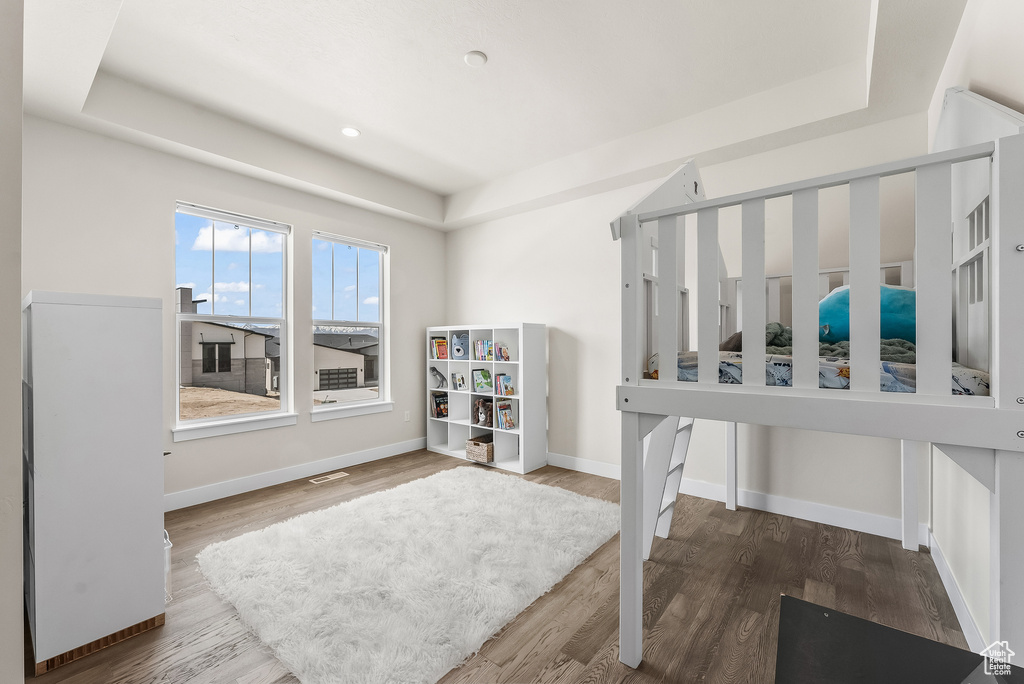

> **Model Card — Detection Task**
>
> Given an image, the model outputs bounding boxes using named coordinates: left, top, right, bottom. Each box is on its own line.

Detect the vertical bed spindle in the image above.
left=697, top=208, right=720, bottom=384
left=849, top=176, right=881, bottom=392
left=741, top=199, right=766, bottom=386
left=792, top=188, right=820, bottom=389
left=915, top=162, right=953, bottom=396
left=657, top=216, right=679, bottom=385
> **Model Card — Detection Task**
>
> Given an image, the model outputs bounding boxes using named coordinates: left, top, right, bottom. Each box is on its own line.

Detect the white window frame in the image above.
left=173, top=202, right=296, bottom=441
left=310, top=230, right=392, bottom=422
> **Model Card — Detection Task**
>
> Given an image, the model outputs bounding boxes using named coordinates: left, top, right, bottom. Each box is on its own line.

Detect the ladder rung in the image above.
left=660, top=493, right=676, bottom=515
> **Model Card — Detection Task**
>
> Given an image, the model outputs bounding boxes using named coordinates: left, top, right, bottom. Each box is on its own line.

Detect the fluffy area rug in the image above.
left=197, top=466, right=620, bottom=684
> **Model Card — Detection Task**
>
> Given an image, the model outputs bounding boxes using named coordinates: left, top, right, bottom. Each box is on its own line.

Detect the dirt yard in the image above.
left=179, top=386, right=281, bottom=420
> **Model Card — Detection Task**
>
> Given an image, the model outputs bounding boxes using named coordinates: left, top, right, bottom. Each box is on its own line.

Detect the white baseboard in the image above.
left=677, top=477, right=930, bottom=547
left=163, top=438, right=427, bottom=512
left=546, top=451, right=621, bottom=480
left=929, top=530, right=985, bottom=653
left=541, top=452, right=928, bottom=545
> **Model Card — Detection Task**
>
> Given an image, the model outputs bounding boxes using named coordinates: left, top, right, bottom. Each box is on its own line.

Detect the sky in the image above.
left=174, top=212, right=380, bottom=325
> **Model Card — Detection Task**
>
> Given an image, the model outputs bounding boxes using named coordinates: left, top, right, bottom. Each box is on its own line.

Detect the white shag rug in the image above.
left=197, top=466, right=620, bottom=684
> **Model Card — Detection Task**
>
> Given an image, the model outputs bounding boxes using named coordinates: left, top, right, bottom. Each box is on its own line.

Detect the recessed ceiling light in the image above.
left=464, top=51, right=488, bottom=67
left=342, top=127, right=360, bottom=137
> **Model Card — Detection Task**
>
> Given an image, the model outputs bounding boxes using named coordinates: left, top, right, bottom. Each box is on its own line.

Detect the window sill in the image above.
left=310, top=401, right=394, bottom=422
left=172, top=412, right=299, bottom=442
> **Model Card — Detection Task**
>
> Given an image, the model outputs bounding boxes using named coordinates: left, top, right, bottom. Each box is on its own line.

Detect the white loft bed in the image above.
left=611, top=88, right=1024, bottom=667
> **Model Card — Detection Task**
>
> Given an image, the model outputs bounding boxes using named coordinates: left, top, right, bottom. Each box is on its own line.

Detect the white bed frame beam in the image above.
left=792, top=188, right=820, bottom=389
left=697, top=209, right=719, bottom=384
left=915, top=162, right=954, bottom=396
left=657, top=217, right=679, bottom=387
left=849, top=176, right=881, bottom=394
left=990, top=132, right=1024, bottom=649
left=741, top=199, right=766, bottom=387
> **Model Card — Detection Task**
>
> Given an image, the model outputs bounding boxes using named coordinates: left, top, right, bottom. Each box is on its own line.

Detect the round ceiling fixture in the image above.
left=464, top=51, right=488, bottom=67
left=341, top=127, right=361, bottom=137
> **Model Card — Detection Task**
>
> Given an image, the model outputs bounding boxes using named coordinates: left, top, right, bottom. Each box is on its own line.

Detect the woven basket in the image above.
left=466, top=436, right=494, bottom=463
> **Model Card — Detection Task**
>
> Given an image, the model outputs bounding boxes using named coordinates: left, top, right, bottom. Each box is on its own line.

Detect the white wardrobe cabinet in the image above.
left=23, top=291, right=165, bottom=675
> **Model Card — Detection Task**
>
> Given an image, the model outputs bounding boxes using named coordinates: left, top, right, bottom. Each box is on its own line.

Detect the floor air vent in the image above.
left=310, top=471, right=350, bottom=484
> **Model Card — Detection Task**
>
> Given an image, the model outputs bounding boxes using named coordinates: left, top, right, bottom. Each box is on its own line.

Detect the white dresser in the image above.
left=22, top=291, right=165, bottom=675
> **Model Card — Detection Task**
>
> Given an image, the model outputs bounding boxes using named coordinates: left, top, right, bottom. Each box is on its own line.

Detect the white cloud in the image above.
left=214, top=281, right=250, bottom=293
left=234, top=299, right=246, bottom=307
left=196, top=292, right=230, bottom=304
left=344, top=285, right=356, bottom=292
left=192, top=225, right=282, bottom=253
left=363, top=296, right=379, bottom=306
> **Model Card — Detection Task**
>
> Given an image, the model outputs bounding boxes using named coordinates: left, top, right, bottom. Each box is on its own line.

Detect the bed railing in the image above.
left=719, top=261, right=914, bottom=341
left=615, top=135, right=1024, bottom=425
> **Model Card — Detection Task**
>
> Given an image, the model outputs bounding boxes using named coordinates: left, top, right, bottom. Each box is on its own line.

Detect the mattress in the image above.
left=669, top=351, right=990, bottom=396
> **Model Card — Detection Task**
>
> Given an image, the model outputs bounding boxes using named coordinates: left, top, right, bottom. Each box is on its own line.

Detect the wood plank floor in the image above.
left=26, top=450, right=968, bottom=683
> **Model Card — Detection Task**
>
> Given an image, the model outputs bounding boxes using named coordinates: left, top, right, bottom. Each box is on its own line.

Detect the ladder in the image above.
left=642, top=416, right=694, bottom=560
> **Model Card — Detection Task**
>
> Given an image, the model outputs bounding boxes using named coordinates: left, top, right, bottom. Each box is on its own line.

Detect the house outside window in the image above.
left=174, top=202, right=291, bottom=436
left=311, top=231, right=389, bottom=416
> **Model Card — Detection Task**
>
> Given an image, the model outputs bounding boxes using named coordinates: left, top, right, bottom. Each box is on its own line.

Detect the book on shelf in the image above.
left=430, top=391, right=448, bottom=418
left=475, top=339, right=494, bottom=361
left=495, top=400, right=515, bottom=430
left=431, top=337, right=449, bottom=359
left=451, top=372, right=467, bottom=391
left=472, top=368, right=493, bottom=393
left=495, top=342, right=511, bottom=362
left=495, top=373, right=515, bottom=396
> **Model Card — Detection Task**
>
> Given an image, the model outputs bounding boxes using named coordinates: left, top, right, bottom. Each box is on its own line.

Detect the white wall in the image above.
left=447, top=113, right=930, bottom=525
left=925, top=0, right=1024, bottom=646
left=446, top=182, right=658, bottom=466
left=0, top=0, right=23, bottom=678
left=22, top=116, right=446, bottom=499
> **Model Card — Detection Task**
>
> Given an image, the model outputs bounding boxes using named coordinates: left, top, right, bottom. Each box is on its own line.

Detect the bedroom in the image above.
left=3, top=0, right=1024, bottom=681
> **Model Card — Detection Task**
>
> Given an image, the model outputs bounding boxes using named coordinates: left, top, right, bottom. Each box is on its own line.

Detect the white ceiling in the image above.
left=23, top=0, right=968, bottom=229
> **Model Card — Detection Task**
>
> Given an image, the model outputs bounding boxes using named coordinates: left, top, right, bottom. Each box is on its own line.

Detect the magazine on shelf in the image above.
left=472, top=368, right=493, bottom=393
left=452, top=372, right=467, bottom=391
left=495, top=342, right=511, bottom=362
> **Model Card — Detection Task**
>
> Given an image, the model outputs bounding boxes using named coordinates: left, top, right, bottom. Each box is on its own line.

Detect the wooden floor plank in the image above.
left=25, top=450, right=972, bottom=683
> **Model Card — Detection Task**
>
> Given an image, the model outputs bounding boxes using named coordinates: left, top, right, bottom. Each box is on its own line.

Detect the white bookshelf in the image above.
left=426, top=324, right=547, bottom=474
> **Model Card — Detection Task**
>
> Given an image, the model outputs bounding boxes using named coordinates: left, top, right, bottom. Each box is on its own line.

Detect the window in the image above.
left=311, top=231, right=388, bottom=414
left=174, top=202, right=291, bottom=436
left=200, top=342, right=233, bottom=373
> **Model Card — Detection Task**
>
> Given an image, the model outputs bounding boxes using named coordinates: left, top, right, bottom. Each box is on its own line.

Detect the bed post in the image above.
left=990, top=131, right=1024, bottom=649
left=618, top=211, right=646, bottom=668
left=726, top=422, right=737, bottom=511
left=900, top=440, right=924, bottom=551
left=991, top=450, right=1024, bottom=649
left=620, top=410, right=644, bottom=668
